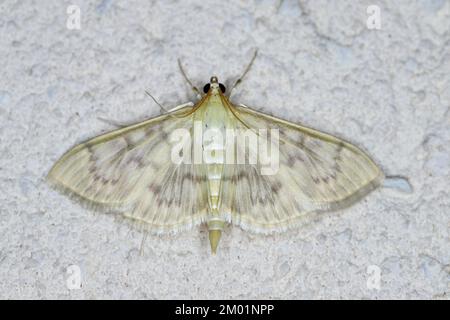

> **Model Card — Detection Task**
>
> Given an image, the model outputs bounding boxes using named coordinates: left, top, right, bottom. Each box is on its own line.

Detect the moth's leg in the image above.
left=145, top=90, right=195, bottom=114
left=167, top=101, right=194, bottom=112
left=139, top=232, right=148, bottom=256
left=177, top=58, right=202, bottom=97
left=97, top=101, right=194, bottom=129
left=97, top=117, right=129, bottom=128
left=228, top=49, right=258, bottom=97
left=145, top=90, right=172, bottom=114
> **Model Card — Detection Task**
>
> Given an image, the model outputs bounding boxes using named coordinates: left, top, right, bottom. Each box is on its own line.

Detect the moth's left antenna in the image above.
left=178, top=59, right=201, bottom=97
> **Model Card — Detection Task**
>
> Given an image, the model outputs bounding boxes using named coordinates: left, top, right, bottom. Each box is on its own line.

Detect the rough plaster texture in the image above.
left=0, top=0, right=449, bottom=299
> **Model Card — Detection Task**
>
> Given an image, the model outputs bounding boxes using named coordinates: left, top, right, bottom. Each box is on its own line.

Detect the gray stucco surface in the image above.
left=0, top=0, right=449, bottom=299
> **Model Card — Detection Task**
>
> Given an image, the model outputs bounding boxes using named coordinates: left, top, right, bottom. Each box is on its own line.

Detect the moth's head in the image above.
left=203, top=76, right=226, bottom=94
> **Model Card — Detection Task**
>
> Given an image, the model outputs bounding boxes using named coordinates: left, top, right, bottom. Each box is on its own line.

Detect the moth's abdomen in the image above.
left=204, top=129, right=227, bottom=254
left=198, top=93, right=232, bottom=254
left=206, top=164, right=223, bottom=211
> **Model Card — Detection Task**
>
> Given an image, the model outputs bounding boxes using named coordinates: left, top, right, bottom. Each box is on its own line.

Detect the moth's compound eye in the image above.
left=219, top=83, right=226, bottom=93
left=203, top=83, right=210, bottom=93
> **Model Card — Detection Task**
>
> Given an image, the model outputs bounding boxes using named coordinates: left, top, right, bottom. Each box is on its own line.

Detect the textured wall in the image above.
left=0, top=0, right=449, bottom=299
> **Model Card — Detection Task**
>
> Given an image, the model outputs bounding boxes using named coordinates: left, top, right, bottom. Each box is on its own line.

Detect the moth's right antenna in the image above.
left=229, top=49, right=258, bottom=97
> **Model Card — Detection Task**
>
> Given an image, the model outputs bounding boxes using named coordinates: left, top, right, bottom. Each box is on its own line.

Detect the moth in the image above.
left=47, top=52, right=383, bottom=254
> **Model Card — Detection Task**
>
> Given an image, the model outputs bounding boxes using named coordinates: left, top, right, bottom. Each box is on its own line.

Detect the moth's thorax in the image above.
left=195, top=93, right=233, bottom=130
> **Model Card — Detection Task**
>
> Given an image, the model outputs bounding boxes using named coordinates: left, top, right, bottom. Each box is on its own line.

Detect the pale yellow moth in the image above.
left=47, top=52, right=383, bottom=254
